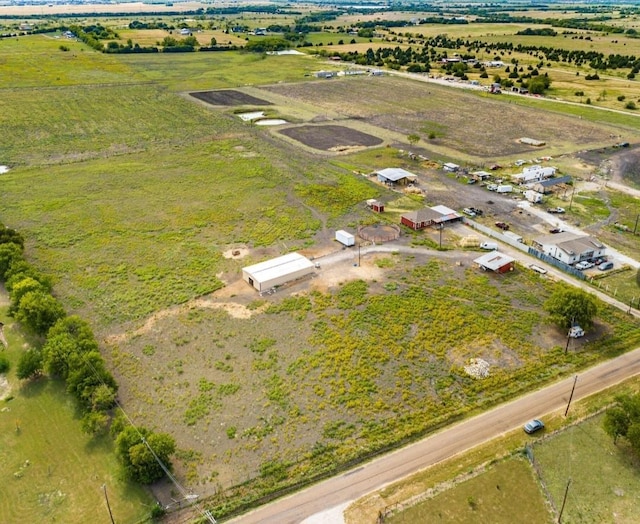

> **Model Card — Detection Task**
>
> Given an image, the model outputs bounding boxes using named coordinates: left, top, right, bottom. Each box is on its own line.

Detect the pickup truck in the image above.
left=547, top=207, right=565, bottom=214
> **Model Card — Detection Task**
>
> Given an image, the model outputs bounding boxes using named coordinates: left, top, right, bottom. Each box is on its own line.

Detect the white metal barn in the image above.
left=242, top=253, right=315, bottom=292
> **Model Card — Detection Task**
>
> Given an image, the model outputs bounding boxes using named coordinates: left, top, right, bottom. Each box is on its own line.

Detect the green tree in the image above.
left=604, top=394, right=640, bottom=451
left=407, top=134, right=420, bottom=146
left=210, top=36, right=217, bottom=46
left=14, top=291, right=65, bottom=336
left=116, top=426, right=176, bottom=484
left=9, top=276, right=47, bottom=314
left=0, top=243, right=24, bottom=281
left=81, top=411, right=110, bottom=436
left=16, top=349, right=43, bottom=379
left=544, top=287, right=598, bottom=330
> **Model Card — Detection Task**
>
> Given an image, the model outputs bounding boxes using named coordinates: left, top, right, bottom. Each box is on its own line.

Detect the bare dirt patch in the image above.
left=189, top=90, right=272, bottom=106
left=278, top=124, right=383, bottom=151
left=222, top=246, right=249, bottom=259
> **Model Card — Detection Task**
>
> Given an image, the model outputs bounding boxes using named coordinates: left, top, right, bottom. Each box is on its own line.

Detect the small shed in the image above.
left=443, top=162, right=460, bottom=172
left=366, top=199, right=384, bottom=212
left=335, top=230, right=355, bottom=247
left=376, top=168, right=418, bottom=186
left=474, top=252, right=515, bottom=274
left=242, top=253, right=315, bottom=292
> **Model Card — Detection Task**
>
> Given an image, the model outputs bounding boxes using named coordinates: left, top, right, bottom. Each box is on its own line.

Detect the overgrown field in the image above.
left=104, top=257, right=640, bottom=514
left=0, top=301, right=152, bottom=524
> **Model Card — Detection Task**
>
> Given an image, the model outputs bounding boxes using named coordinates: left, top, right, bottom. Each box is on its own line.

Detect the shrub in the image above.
left=625, top=101, right=637, bottom=110
left=617, top=95, right=626, bottom=101
left=0, top=354, right=10, bottom=373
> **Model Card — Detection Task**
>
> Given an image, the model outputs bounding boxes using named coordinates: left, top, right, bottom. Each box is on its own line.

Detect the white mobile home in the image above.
left=242, top=253, right=315, bottom=292
left=532, top=232, right=606, bottom=265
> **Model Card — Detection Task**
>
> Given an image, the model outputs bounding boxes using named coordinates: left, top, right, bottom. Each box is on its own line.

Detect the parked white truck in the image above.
left=496, top=184, right=513, bottom=193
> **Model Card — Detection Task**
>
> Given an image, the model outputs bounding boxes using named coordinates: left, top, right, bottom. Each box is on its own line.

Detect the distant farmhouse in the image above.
left=375, top=168, right=418, bottom=186
left=532, top=232, right=606, bottom=265
left=401, top=205, right=462, bottom=230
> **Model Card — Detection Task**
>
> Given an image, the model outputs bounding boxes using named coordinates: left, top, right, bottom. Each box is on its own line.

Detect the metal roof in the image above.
left=536, top=176, right=572, bottom=187
left=376, top=168, right=418, bottom=182
left=242, top=253, right=314, bottom=284
left=473, top=252, right=515, bottom=271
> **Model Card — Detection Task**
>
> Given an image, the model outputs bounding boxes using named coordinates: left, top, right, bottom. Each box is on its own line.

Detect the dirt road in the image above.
left=229, top=346, right=640, bottom=524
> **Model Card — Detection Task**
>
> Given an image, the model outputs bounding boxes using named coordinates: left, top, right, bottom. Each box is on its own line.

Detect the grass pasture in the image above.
left=388, top=457, right=551, bottom=524
left=0, top=34, right=137, bottom=88
left=533, top=414, right=640, bottom=523
left=0, top=305, right=152, bottom=524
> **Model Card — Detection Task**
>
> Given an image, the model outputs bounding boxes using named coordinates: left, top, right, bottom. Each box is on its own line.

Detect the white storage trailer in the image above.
left=335, top=230, right=355, bottom=247
left=496, top=185, right=513, bottom=193
left=242, top=253, right=315, bottom=292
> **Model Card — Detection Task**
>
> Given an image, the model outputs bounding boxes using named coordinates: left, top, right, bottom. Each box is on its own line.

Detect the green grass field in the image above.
left=0, top=304, right=152, bottom=524
left=388, top=457, right=552, bottom=524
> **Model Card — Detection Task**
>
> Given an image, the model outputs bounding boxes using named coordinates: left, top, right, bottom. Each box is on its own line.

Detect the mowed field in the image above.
left=1, top=24, right=640, bottom=520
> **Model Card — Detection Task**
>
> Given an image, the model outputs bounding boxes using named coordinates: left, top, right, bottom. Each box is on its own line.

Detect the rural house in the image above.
left=532, top=232, right=606, bottom=265
left=242, top=252, right=315, bottom=292
left=474, top=252, right=515, bottom=273
left=376, top=168, right=418, bottom=186
left=527, top=175, right=572, bottom=194
left=400, top=205, right=461, bottom=230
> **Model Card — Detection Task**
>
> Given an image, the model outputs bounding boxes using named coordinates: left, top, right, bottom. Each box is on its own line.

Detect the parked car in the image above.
left=549, top=228, right=563, bottom=234
left=598, top=261, right=614, bottom=271
left=470, top=207, right=483, bottom=216
left=495, top=221, right=509, bottom=230
left=463, top=208, right=477, bottom=217
left=568, top=326, right=585, bottom=338
left=487, top=184, right=498, bottom=191
left=575, top=261, right=592, bottom=270
left=467, top=178, right=477, bottom=184
left=524, top=419, right=545, bottom=434
left=547, top=207, right=566, bottom=214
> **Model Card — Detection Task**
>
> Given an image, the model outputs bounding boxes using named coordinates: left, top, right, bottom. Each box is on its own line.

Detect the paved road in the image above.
left=230, top=346, right=640, bottom=524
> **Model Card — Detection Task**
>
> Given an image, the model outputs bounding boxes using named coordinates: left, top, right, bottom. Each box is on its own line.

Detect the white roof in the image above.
left=431, top=205, right=457, bottom=216
left=243, top=253, right=314, bottom=283
left=474, top=252, right=515, bottom=271
left=377, top=168, right=417, bottom=181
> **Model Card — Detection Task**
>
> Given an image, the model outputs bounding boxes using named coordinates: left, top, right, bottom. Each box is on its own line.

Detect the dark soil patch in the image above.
left=189, top=89, right=272, bottom=106
left=278, top=124, right=382, bottom=151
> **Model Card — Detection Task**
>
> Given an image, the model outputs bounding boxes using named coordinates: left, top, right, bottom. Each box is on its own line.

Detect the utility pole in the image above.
left=564, top=375, right=578, bottom=417
left=568, top=187, right=575, bottom=211
left=102, top=484, right=116, bottom=524
left=634, top=214, right=639, bottom=235
left=557, top=477, right=572, bottom=523
left=439, top=223, right=444, bottom=248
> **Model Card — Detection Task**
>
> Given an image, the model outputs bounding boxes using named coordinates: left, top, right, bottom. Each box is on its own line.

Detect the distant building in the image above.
left=376, top=167, right=418, bottom=186
left=532, top=232, right=606, bottom=265
left=242, top=253, right=315, bottom=292
left=474, top=252, right=515, bottom=273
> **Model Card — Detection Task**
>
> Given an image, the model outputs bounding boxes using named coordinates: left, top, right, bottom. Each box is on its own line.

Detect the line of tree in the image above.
left=0, top=223, right=176, bottom=487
